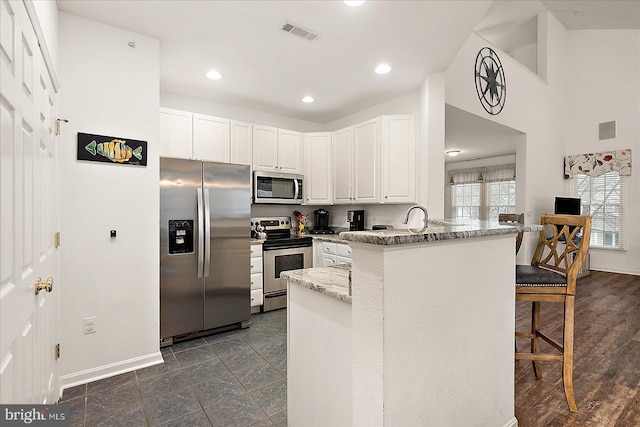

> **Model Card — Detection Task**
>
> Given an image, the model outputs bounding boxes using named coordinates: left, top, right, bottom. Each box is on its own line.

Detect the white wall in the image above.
left=446, top=16, right=639, bottom=275
left=564, top=30, right=640, bottom=275
left=445, top=12, right=571, bottom=265
left=58, top=12, right=161, bottom=386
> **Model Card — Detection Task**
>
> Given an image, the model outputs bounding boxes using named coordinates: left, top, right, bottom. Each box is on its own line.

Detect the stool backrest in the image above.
left=532, top=214, right=592, bottom=293
left=499, top=213, right=525, bottom=254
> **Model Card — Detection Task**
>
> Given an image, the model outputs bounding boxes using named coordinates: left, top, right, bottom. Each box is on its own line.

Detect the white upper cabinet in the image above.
left=253, top=125, right=279, bottom=170
left=159, top=108, right=193, bottom=159
left=230, top=120, right=253, bottom=166
left=278, top=129, right=303, bottom=174
left=304, top=132, right=332, bottom=205
left=353, top=118, right=381, bottom=203
left=253, top=125, right=303, bottom=174
left=332, top=126, right=354, bottom=204
left=381, top=115, right=417, bottom=204
left=193, top=113, right=230, bottom=163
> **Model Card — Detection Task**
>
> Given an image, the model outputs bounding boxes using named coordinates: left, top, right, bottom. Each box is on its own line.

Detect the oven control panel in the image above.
left=251, top=216, right=291, bottom=232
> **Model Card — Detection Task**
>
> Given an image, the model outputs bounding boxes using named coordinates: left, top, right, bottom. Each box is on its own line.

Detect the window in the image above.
left=487, top=181, right=516, bottom=221
left=453, top=183, right=481, bottom=220
left=572, top=171, right=624, bottom=249
left=449, top=164, right=516, bottom=221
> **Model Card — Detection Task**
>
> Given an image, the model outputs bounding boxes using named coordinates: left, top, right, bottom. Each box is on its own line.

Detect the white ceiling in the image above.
left=56, top=0, right=492, bottom=124
left=56, top=0, right=639, bottom=151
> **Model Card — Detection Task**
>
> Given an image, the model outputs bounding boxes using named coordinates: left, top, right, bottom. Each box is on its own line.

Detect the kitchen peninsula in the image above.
left=283, top=220, right=538, bottom=427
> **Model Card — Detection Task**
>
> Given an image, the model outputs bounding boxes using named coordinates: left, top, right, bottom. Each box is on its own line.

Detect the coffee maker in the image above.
left=347, top=210, right=365, bottom=231
left=312, top=209, right=334, bottom=234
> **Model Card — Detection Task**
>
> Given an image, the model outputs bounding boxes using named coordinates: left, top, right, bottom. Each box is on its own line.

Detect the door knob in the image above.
left=35, top=277, right=53, bottom=295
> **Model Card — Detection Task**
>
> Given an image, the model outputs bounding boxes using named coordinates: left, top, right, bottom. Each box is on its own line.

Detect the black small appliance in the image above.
left=347, top=210, right=365, bottom=231
left=312, top=209, right=335, bottom=234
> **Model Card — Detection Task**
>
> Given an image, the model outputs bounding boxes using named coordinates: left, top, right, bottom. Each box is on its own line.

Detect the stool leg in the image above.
left=531, top=301, right=542, bottom=379
left=563, top=296, right=578, bottom=412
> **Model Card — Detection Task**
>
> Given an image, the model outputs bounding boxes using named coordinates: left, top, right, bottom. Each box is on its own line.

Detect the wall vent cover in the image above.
left=599, top=121, right=616, bottom=140
left=280, top=21, right=318, bottom=41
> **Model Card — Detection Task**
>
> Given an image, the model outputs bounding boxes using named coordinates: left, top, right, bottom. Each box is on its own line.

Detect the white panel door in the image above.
left=252, top=124, right=278, bottom=172
left=381, top=115, right=416, bottom=203
left=332, top=126, right=353, bottom=204
left=0, top=0, right=59, bottom=404
left=277, top=128, right=302, bottom=174
left=193, top=113, right=230, bottom=163
left=353, top=118, right=380, bottom=203
left=304, top=132, right=332, bottom=205
left=159, top=107, right=192, bottom=159
left=230, top=120, right=252, bottom=166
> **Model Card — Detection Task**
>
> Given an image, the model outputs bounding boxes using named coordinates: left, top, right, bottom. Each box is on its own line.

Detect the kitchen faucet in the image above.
left=402, top=205, right=429, bottom=232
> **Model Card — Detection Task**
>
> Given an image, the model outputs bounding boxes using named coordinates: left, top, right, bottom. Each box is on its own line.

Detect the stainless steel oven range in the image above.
left=251, top=216, right=312, bottom=312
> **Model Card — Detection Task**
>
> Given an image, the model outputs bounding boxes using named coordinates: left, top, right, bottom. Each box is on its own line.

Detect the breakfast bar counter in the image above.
left=284, top=220, right=531, bottom=427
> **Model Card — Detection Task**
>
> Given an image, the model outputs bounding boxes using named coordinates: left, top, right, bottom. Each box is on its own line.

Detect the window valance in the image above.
left=564, top=149, right=632, bottom=179
left=448, top=164, right=516, bottom=185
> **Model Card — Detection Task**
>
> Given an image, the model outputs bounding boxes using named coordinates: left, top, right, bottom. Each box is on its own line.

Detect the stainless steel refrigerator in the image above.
left=160, top=158, right=251, bottom=345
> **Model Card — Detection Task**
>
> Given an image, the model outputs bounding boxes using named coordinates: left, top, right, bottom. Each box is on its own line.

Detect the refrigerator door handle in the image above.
left=203, top=188, right=211, bottom=278
left=197, top=188, right=204, bottom=278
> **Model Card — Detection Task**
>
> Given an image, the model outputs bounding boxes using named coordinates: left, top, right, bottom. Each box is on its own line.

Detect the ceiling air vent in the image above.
left=280, top=21, right=318, bottom=41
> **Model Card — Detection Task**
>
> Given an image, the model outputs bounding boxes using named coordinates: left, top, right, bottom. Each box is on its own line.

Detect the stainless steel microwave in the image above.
left=253, top=171, right=303, bottom=204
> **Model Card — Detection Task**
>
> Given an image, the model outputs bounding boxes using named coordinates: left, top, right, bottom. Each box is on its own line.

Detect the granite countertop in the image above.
left=311, top=235, right=350, bottom=244
left=281, top=264, right=351, bottom=304
left=338, top=219, right=542, bottom=246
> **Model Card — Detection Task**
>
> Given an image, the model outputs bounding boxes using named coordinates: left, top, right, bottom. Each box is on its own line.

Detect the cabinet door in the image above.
left=304, top=132, right=332, bottom=205
left=381, top=115, right=416, bottom=203
left=332, top=126, right=353, bottom=204
left=193, top=114, right=230, bottom=162
left=353, top=118, right=380, bottom=203
left=253, top=125, right=278, bottom=171
left=159, top=108, right=193, bottom=158
left=231, top=121, right=253, bottom=166
left=278, top=129, right=303, bottom=174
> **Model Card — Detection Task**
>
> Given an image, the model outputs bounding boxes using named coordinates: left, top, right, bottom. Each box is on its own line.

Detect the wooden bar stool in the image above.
left=515, top=214, right=591, bottom=412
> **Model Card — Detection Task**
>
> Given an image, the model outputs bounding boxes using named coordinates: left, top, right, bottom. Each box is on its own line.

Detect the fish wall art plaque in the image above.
left=77, top=132, right=147, bottom=166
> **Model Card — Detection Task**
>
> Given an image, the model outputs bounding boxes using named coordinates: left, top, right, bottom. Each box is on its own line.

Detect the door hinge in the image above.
left=55, top=343, right=60, bottom=360
left=55, top=232, right=61, bottom=248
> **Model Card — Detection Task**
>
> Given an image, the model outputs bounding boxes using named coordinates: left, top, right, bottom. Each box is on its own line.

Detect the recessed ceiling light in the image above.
left=344, top=1, right=365, bottom=6
left=206, top=70, right=222, bottom=80
left=446, top=150, right=461, bottom=157
left=301, top=96, right=314, bottom=103
left=375, top=63, right=391, bottom=74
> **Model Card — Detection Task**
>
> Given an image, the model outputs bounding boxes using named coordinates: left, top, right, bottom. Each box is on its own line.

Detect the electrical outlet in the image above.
left=84, top=317, right=96, bottom=334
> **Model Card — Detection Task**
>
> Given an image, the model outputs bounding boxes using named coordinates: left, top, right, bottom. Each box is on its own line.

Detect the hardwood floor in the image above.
left=515, top=271, right=640, bottom=426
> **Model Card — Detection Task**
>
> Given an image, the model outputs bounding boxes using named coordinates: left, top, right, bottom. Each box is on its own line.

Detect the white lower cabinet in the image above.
left=319, top=241, right=351, bottom=267
left=250, top=244, right=263, bottom=309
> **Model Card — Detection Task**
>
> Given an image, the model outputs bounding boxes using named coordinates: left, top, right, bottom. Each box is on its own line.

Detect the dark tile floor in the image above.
left=59, top=309, right=288, bottom=427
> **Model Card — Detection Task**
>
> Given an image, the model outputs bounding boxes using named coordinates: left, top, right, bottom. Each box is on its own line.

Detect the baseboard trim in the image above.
left=502, top=416, right=518, bottom=427
left=59, top=351, right=163, bottom=394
